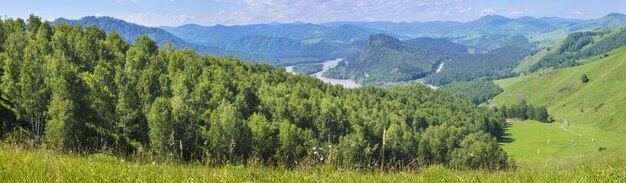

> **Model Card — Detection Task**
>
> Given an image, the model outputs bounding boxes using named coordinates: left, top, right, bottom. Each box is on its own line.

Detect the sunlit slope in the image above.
left=500, top=120, right=625, bottom=163
left=494, top=45, right=626, bottom=132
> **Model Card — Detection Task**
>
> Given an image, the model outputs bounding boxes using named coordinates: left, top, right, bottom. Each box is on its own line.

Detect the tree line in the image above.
left=496, top=101, right=550, bottom=123
left=530, top=28, right=626, bottom=72
left=0, top=15, right=510, bottom=170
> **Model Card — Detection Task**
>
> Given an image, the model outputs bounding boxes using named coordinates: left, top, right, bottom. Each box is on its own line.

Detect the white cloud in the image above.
left=508, top=10, right=525, bottom=16
left=193, top=0, right=479, bottom=25
left=126, top=13, right=196, bottom=26
left=123, top=0, right=502, bottom=26
left=480, top=8, right=495, bottom=14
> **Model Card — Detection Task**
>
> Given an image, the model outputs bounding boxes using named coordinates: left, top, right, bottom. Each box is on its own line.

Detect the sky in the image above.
left=1, top=0, right=625, bottom=27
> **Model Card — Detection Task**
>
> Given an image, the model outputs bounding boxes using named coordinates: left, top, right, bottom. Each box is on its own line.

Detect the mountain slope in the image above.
left=53, top=16, right=277, bottom=63
left=54, top=16, right=192, bottom=49
left=566, top=13, right=626, bottom=32
left=161, top=23, right=333, bottom=46
left=327, top=34, right=445, bottom=84
left=529, top=28, right=626, bottom=72
left=315, top=24, right=371, bottom=45
left=404, top=37, right=468, bottom=54
left=494, top=45, right=626, bottom=132
left=493, top=45, right=626, bottom=161
left=531, top=13, right=626, bottom=47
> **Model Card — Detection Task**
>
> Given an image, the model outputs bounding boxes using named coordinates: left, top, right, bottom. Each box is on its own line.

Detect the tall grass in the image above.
left=0, top=145, right=624, bottom=182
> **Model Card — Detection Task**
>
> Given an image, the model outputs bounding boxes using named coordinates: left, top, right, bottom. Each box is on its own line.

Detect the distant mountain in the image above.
left=54, top=16, right=192, bottom=48
left=325, top=34, right=445, bottom=84
left=161, top=23, right=333, bottom=46
left=321, top=21, right=462, bottom=39
left=314, top=24, right=371, bottom=45
left=322, top=16, right=585, bottom=50
left=528, top=28, right=626, bottom=72
left=53, top=16, right=275, bottom=63
left=404, top=37, right=468, bottom=54
left=221, top=35, right=338, bottom=59
left=565, top=13, right=626, bottom=32
left=454, top=33, right=531, bottom=51
left=536, top=17, right=584, bottom=27
left=532, top=13, right=626, bottom=47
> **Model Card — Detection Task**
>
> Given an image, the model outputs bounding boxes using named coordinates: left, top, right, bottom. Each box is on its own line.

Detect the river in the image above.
left=285, top=58, right=361, bottom=88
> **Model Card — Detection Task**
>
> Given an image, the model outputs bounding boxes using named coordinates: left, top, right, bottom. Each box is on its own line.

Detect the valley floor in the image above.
left=0, top=145, right=624, bottom=182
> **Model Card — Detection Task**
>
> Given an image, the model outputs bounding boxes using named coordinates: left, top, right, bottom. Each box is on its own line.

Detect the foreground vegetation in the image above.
left=0, top=15, right=509, bottom=170
left=0, top=145, right=624, bottom=182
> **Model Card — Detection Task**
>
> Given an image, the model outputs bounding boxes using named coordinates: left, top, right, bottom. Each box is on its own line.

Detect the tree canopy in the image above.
left=0, top=15, right=510, bottom=170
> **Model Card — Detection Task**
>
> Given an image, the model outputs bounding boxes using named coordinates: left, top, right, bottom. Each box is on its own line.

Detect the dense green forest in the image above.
left=0, top=15, right=510, bottom=170
left=530, top=28, right=626, bottom=72
left=440, top=82, right=504, bottom=105
left=404, top=37, right=468, bottom=54
left=425, top=46, right=530, bottom=86
left=292, top=64, right=323, bottom=75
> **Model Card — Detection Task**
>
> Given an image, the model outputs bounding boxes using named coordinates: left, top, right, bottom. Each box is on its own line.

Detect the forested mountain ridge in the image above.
left=325, top=34, right=446, bottom=85
left=404, top=37, right=469, bottom=54
left=425, top=45, right=531, bottom=86
left=161, top=23, right=334, bottom=46
left=529, top=27, right=626, bottom=72
left=53, top=16, right=276, bottom=63
left=54, top=16, right=190, bottom=48
left=0, top=15, right=509, bottom=170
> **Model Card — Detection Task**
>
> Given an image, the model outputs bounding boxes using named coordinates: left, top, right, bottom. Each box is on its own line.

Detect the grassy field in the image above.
left=500, top=120, right=624, bottom=164
left=493, top=45, right=626, bottom=162
left=0, top=145, right=624, bottom=182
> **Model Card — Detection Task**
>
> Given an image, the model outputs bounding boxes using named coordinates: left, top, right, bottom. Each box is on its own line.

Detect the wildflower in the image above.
left=121, top=159, right=125, bottom=163
left=313, top=147, right=316, bottom=151
left=152, top=161, right=156, bottom=165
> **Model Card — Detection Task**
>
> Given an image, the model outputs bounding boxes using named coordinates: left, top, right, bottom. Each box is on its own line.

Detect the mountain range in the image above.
left=52, top=13, right=626, bottom=68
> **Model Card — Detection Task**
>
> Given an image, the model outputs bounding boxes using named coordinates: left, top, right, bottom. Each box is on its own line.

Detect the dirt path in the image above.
left=560, top=123, right=610, bottom=143
left=436, top=62, right=444, bottom=73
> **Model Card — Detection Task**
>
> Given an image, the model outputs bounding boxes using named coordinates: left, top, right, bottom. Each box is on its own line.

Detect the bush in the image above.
left=581, top=74, right=590, bottom=83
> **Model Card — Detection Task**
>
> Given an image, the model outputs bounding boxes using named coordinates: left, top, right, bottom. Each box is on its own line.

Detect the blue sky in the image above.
left=1, top=0, right=625, bottom=26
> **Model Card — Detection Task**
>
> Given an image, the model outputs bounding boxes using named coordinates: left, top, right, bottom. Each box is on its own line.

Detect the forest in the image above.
left=0, top=15, right=510, bottom=170
left=530, top=28, right=626, bottom=72
left=325, top=34, right=446, bottom=85
left=425, top=46, right=530, bottom=86
left=440, top=81, right=504, bottom=105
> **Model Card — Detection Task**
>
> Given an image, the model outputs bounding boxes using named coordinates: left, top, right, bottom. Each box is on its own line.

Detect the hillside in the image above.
left=495, top=45, right=626, bottom=131
left=54, top=16, right=190, bottom=48
left=326, top=34, right=445, bottom=84
left=529, top=28, right=626, bottom=72
left=161, top=23, right=333, bottom=46
left=404, top=37, right=468, bottom=54
left=493, top=45, right=626, bottom=161
left=52, top=16, right=274, bottom=63
left=530, top=13, right=626, bottom=47
left=424, top=46, right=531, bottom=86
left=315, top=24, right=371, bottom=45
